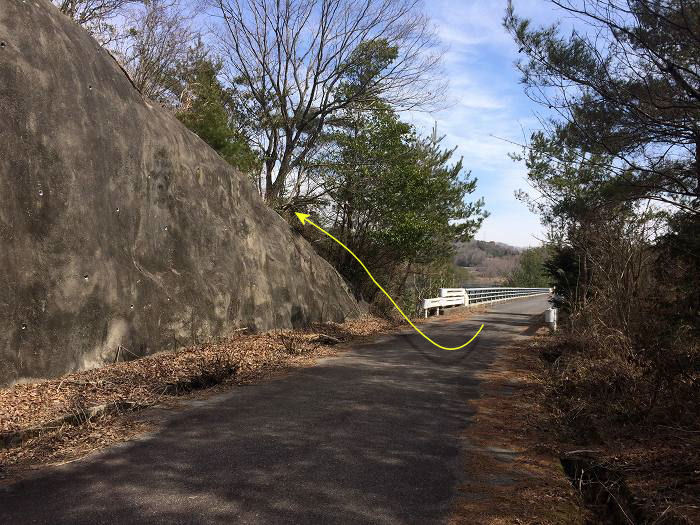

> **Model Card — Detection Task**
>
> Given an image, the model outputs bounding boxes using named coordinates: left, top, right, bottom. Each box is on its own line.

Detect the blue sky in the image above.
left=404, top=0, right=561, bottom=247
left=192, top=0, right=563, bottom=246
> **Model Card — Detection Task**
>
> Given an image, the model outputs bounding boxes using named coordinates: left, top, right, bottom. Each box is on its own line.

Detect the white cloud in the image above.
left=396, top=0, right=556, bottom=245
left=475, top=206, right=545, bottom=248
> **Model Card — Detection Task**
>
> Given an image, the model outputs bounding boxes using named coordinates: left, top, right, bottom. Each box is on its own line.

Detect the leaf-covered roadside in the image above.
left=0, top=317, right=394, bottom=437
left=0, top=316, right=398, bottom=479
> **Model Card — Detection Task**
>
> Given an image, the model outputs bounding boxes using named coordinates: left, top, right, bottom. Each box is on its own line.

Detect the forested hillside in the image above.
left=454, top=240, right=520, bottom=267
left=453, top=240, right=521, bottom=283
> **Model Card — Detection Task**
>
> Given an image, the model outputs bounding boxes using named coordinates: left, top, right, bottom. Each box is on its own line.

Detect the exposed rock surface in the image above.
left=0, top=0, right=359, bottom=386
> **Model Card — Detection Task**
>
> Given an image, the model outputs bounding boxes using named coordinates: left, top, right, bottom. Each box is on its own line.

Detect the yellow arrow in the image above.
left=295, top=212, right=484, bottom=350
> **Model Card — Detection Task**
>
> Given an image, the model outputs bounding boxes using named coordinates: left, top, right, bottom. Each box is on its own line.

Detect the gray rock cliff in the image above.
left=0, top=0, right=359, bottom=385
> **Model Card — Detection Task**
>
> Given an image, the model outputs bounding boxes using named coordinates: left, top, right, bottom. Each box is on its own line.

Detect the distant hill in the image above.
left=453, top=241, right=522, bottom=285
left=454, top=240, right=521, bottom=266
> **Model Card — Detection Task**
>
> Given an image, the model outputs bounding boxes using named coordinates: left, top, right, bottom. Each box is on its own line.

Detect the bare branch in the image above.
left=209, top=0, right=446, bottom=205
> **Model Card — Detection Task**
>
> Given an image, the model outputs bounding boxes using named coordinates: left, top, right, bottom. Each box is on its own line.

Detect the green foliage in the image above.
left=337, top=39, right=399, bottom=105
left=504, top=0, right=700, bottom=212
left=505, top=246, right=550, bottom=288
left=542, top=245, right=579, bottom=305
left=656, top=211, right=700, bottom=331
left=394, top=260, right=468, bottom=318
left=511, top=129, right=619, bottom=228
left=310, top=107, right=487, bottom=305
left=176, top=59, right=259, bottom=174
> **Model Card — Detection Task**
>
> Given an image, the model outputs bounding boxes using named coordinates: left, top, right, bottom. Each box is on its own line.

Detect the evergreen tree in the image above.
left=176, top=59, right=259, bottom=174
left=505, top=247, right=550, bottom=288
left=310, top=106, right=487, bottom=302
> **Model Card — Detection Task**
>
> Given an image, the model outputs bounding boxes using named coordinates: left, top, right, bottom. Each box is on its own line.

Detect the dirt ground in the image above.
left=450, top=324, right=586, bottom=524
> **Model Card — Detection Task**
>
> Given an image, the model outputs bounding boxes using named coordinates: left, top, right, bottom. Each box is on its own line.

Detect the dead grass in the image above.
left=451, top=324, right=585, bottom=524
left=529, top=333, right=700, bottom=524
left=0, top=415, right=154, bottom=480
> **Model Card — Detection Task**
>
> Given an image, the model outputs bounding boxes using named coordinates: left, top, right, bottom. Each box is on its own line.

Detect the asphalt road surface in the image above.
left=0, top=296, right=549, bottom=524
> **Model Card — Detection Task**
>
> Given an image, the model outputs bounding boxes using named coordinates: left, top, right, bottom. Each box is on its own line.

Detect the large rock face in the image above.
left=0, top=0, right=359, bottom=386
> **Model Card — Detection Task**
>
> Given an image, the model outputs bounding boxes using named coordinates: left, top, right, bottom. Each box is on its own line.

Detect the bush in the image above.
left=542, top=214, right=700, bottom=427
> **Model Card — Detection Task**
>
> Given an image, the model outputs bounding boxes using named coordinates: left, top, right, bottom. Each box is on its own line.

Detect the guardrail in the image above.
left=422, top=287, right=551, bottom=317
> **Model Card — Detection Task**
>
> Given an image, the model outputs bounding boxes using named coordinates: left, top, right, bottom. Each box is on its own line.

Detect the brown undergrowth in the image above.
left=531, top=332, right=700, bottom=524
left=451, top=323, right=585, bottom=525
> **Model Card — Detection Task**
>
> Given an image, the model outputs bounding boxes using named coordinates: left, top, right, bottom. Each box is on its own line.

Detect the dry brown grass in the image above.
left=450, top=325, right=585, bottom=524
left=530, top=332, right=700, bottom=524
left=534, top=216, right=700, bottom=522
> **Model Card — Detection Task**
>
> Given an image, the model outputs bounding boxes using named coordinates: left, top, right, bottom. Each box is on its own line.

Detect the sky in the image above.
left=191, top=0, right=563, bottom=247
left=403, top=0, right=561, bottom=247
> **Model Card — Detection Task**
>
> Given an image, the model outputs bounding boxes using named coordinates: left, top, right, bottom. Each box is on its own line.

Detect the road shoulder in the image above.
left=451, top=322, right=585, bottom=524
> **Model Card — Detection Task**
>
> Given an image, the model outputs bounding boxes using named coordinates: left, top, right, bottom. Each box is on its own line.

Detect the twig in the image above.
left=657, top=425, right=700, bottom=433
left=118, top=345, right=139, bottom=359
left=563, top=449, right=602, bottom=455
left=651, top=506, right=671, bottom=525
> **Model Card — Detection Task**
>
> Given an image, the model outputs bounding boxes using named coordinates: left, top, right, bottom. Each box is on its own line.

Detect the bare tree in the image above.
left=54, top=0, right=143, bottom=44
left=210, top=0, right=445, bottom=206
left=113, top=0, right=198, bottom=102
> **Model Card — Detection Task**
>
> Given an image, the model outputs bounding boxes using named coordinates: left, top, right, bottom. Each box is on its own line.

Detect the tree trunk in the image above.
left=396, top=262, right=413, bottom=298
left=695, top=132, right=700, bottom=201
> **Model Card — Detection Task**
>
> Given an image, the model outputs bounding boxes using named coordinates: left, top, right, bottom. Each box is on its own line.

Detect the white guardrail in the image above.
left=422, top=287, right=552, bottom=317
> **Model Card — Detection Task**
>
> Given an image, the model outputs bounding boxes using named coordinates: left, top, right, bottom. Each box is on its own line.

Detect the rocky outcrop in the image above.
left=0, top=0, right=359, bottom=386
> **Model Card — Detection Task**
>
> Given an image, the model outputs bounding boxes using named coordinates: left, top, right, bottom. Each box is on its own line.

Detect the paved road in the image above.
left=0, top=296, right=548, bottom=524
